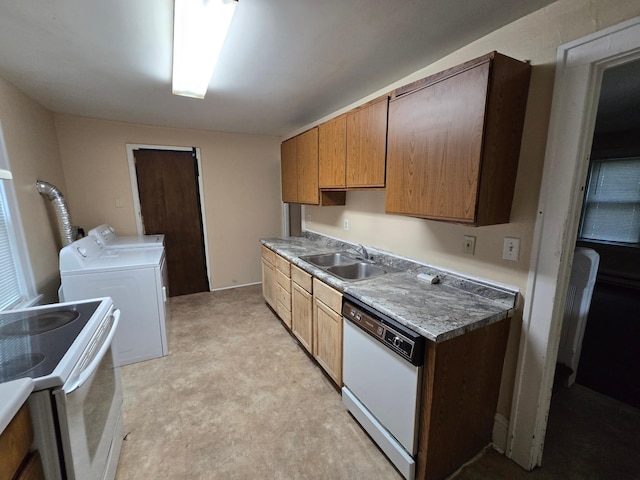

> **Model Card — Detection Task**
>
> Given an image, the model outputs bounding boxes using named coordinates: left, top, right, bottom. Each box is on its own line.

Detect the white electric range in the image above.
left=0, top=297, right=123, bottom=480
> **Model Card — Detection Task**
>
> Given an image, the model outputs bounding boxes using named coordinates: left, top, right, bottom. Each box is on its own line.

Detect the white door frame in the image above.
left=125, top=143, right=212, bottom=290
left=507, top=16, right=640, bottom=469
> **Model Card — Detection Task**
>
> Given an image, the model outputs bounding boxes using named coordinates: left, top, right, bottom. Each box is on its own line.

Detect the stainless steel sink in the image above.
left=326, top=262, right=388, bottom=281
left=299, top=251, right=357, bottom=267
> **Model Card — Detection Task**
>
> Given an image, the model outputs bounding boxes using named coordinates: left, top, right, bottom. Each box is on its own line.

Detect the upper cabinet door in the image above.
left=319, top=115, right=347, bottom=189
left=386, top=64, right=488, bottom=222
left=281, top=137, right=298, bottom=203
left=346, top=98, right=388, bottom=188
left=385, top=52, right=531, bottom=226
left=296, top=127, right=319, bottom=205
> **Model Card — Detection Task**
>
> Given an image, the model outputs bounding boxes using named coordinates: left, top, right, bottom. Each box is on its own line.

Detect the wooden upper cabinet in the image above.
left=346, top=97, right=388, bottom=188
left=280, top=137, right=298, bottom=203
left=318, top=97, right=388, bottom=190
left=319, top=115, right=347, bottom=188
left=385, top=52, right=531, bottom=226
left=296, top=128, right=320, bottom=204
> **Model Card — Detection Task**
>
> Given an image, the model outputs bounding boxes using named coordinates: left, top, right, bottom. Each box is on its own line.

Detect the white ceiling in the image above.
left=0, top=0, right=557, bottom=136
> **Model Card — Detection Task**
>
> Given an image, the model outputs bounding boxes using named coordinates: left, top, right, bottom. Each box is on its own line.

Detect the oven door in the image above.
left=54, top=309, right=124, bottom=480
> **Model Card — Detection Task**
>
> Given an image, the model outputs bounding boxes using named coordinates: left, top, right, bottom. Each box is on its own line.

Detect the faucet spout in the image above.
left=356, top=244, right=369, bottom=260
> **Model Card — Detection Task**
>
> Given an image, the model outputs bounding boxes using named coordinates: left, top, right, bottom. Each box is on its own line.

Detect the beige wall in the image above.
left=54, top=115, right=282, bottom=290
left=296, top=0, right=640, bottom=418
left=0, top=77, right=68, bottom=303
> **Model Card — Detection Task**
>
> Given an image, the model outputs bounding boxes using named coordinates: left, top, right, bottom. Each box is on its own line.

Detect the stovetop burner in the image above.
left=0, top=353, right=46, bottom=381
left=0, top=310, right=80, bottom=337
left=0, top=299, right=103, bottom=385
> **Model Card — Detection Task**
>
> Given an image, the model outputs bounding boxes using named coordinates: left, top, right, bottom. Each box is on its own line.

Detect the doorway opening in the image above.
left=126, top=144, right=211, bottom=297
left=507, top=16, right=640, bottom=472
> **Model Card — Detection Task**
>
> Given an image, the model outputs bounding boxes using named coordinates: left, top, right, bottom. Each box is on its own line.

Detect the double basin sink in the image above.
left=299, top=251, right=395, bottom=282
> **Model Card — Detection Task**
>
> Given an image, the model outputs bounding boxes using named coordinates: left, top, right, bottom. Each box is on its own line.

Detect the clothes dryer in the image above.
left=88, top=224, right=165, bottom=249
left=59, top=236, right=169, bottom=367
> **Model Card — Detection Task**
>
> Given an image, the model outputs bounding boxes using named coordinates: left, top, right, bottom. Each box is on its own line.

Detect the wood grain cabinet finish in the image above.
left=291, top=265, right=313, bottom=353
left=312, top=278, right=343, bottom=386
left=385, top=52, right=531, bottom=226
left=261, top=246, right=276, bottom=309
left=275, top=254, right=292, bottom=328
left=416, top=318, right=511, bottom=480
left=280, top=128, right=318, bottom=204
left=0, top=403, right=44, bottom=480
left=319, top=97, right=388, bottom=189
left=346, top=97, right=388, bottom=188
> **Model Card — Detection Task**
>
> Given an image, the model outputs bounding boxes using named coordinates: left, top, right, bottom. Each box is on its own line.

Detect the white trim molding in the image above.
left=507, top=16, right=640, bottom=469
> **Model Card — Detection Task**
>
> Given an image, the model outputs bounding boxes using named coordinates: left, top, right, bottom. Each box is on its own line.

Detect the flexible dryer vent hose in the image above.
left=36, top=179, right=76, bottom=246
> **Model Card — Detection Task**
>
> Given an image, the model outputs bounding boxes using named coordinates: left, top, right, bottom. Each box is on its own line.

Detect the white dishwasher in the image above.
left=342, top=294, right=426, bottom=480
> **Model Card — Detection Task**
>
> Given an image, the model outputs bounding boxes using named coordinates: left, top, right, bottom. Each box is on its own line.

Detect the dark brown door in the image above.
left=134, top=149, right=209, bottom=297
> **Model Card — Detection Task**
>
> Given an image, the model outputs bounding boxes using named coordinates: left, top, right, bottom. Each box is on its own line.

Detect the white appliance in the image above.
left=60, top=236, right=169, bottom=367
left=0, top=297, right=123, bottom=480
left=341, top=294, right=426, bottom=480
left=88, top=223, right=165, bottom=249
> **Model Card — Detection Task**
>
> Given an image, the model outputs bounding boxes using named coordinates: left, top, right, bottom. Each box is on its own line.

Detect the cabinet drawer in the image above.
left=291, top=265, right=312, bottom=293
left=276, top=283, right=291, bottom=312
left=276, top=255, right=291, bottom=276
left=276, top=269, right=291, bottom=292
left=313, top=278, right=342, bottom=313
left=261, top=245, right=275, bottom=264
left=0, top=403, right=34, bottom=480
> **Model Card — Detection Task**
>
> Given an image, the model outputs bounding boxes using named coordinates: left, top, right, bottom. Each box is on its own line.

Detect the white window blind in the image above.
left=0, top=181, right=24, bottom=310
left=579, top=157, right=640, bottom=244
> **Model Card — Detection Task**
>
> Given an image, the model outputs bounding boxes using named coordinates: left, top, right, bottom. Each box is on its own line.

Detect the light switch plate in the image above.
left=503, top=237, right=520, bottom=261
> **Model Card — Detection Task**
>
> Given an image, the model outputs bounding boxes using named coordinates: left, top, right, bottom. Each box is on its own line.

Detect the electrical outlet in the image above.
left=464, top=235, right=476, bottom=255
left=306, top=214, right=312, bottom=225
left=503, top=237, right=520, bottom=261
left=343, top=219, right=349, bottom=231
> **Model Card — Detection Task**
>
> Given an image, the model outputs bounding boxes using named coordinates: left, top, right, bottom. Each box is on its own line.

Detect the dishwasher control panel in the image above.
left=342, top=295, right=425, bottom=366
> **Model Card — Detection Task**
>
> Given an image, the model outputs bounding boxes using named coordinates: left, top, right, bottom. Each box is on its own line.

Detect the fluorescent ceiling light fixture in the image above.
left=172, top=0, right=238, bottom=99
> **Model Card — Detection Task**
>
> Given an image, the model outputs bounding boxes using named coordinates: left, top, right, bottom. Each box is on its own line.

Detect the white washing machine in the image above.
left=88, top=223, right=165, bottom=249
left=59, top=236, right=169, bottom=367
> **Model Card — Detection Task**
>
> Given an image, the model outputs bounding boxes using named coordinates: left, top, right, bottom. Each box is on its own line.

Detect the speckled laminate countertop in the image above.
left=261, top=233, right=518, bottom=343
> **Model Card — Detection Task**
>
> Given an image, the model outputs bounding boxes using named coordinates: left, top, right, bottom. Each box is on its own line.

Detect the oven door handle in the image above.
left=64, top=309, right=120, bottom=394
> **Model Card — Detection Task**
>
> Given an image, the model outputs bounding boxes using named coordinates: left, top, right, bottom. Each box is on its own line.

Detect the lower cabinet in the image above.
left=275, top=255, right=292, bottom=328
left=261, top=246, right=276, bottom=309
left=291, top=265, right=313, bottom=353
left=0, top=403, right=45, bottom=480
left=312, top=278, right=343, bottom=386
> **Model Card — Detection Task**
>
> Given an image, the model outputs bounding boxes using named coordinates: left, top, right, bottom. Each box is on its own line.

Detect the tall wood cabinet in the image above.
left=318, top=96, right=388, bottom=189
left=385, top=52, right=531, bottom=226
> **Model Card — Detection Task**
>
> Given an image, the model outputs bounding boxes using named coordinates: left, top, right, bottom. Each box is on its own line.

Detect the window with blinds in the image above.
left=0, top=181, right=24, bottom=310
left=579, top=157, right=640, bottom=244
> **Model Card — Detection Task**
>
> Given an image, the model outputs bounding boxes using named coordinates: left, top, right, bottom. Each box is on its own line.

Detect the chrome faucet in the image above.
left=355, top=244, right=370, bottom=260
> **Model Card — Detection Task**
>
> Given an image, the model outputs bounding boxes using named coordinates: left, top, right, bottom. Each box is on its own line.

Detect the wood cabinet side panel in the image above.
left=385, top=65, right=487, bottom=221
left=319, top=116, right=347, bottom=188
left=280, top=138, right=298, bottom=203
left=297, top=128, right=320, bottom=204
left=0, top=404, right=34, bottom=480
left=346, top=98, right=388, bottom=187
left=475, top=54, right=532, bottom=226
left=416, top=319, right=511, bottom=480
